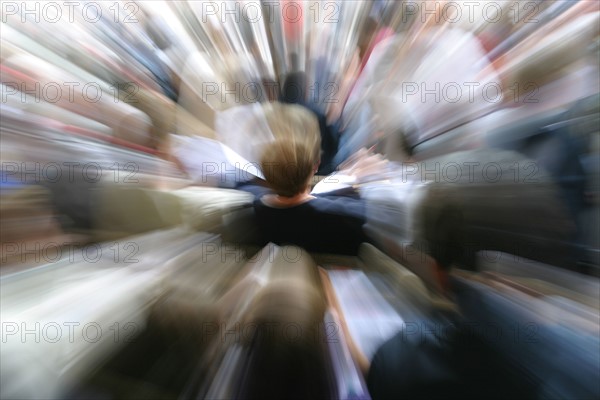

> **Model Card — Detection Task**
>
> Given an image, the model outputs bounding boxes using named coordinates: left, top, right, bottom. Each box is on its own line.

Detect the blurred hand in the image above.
left=338, top=148, right=389, bottom=182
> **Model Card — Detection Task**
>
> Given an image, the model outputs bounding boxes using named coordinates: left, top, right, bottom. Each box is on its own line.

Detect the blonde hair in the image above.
left=260, top=103, right=321, bottom=197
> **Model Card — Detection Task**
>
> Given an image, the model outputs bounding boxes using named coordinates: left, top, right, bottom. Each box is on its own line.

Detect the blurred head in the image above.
left=244, top=278, right=326, bottom=345
left=281, top=71, right=307, bottom=104
left=241, top=278, right=330, bottom=399
left=260, top=103, right=321, bottom=197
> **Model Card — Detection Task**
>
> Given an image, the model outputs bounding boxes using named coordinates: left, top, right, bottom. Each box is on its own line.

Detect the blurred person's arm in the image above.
left=338, top=147, right=389, bottom=180
left=312, top=148, right=390, bottom=195
left=318, top=267, right=371, bottom=376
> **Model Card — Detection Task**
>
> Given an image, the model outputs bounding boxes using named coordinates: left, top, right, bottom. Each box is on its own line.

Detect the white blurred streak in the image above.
left=215, top=102, right=276, bottom=162
left=328, top=269, right=405, bottom=360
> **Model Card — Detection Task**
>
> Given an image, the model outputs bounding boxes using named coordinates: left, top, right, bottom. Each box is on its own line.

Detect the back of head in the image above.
left=260, top=103, right=321, bottom=197
left=240, top=277, right=330, bottom=399
left=281, top=71, right=307, bottom=104
left=244, top=278, right=326, bottom=345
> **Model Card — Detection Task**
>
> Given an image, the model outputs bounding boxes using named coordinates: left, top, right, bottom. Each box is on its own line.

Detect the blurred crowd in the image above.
left=1, top=0, right=599, bottom=399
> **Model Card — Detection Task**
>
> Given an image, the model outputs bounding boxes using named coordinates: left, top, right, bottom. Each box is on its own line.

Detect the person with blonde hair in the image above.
left=238, top=103, right=372, bottom=255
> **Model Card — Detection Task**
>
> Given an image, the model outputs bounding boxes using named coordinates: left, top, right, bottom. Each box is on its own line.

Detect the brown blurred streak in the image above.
left=0, top=186, right=91, bottom=272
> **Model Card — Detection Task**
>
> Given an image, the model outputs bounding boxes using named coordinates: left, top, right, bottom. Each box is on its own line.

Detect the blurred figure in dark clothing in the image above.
left=237, top=103, right=372, bottom=256
left=280, top=71, right=340, bottom=175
